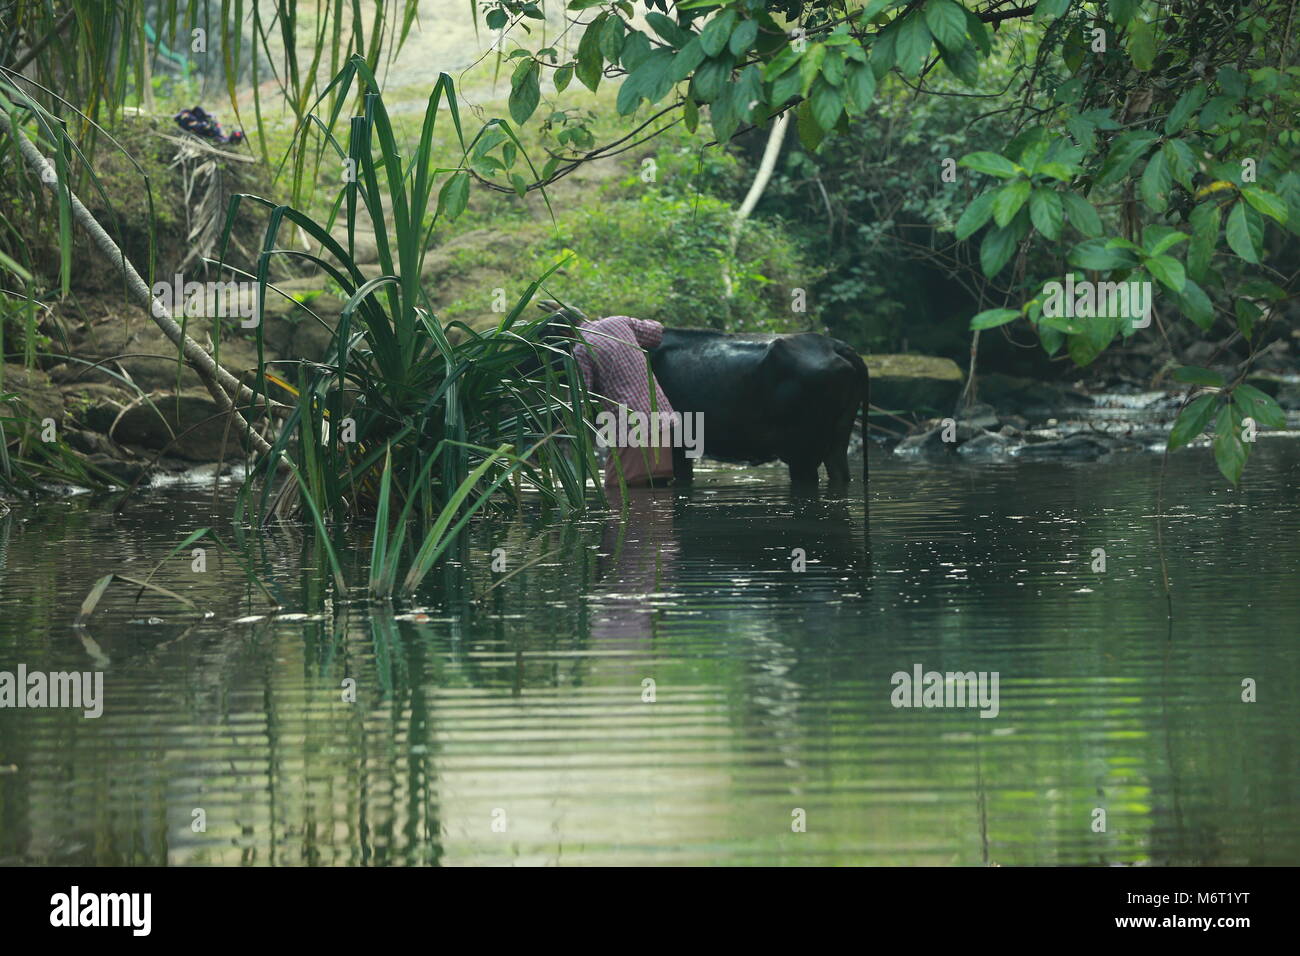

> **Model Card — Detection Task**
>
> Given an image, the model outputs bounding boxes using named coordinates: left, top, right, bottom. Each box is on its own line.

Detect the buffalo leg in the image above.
left=788, top=459, right=821, bottom=493
left=825, top=451, right=851, bottom=497
left=823, top=408, right=856, bottom=497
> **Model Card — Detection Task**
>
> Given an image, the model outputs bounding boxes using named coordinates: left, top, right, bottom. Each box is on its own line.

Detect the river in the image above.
left=1, top=443, right=1297, bottom=864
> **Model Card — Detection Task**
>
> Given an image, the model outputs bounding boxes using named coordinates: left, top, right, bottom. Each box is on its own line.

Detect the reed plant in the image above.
left=223, top=56, right=599, bottom=599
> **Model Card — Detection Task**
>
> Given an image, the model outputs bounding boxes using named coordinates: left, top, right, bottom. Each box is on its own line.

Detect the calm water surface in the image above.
left=1, top=444, right=1298, bottom=865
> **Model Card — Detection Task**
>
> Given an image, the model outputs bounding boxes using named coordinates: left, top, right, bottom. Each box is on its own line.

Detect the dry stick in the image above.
left=2, top=111, right=275, bottom=459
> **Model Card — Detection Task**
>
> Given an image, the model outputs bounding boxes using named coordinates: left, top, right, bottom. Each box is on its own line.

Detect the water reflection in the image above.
left=1, top=447, right=1298, bottom=864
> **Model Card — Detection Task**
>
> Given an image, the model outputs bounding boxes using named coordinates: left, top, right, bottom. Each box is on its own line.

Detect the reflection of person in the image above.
left=590, top=489, right=678, bottom=651
left=569, top=316, right=679, bottom=489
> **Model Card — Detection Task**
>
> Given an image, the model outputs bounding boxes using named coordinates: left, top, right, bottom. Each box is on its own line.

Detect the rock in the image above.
left=1015, top=432, right=1134, bottom=461
left=109, top=391, right=245, bottom=462
left=80, top=453, right=152, bottom=486
left=63, top=428, right=119, bottom=457
left=865, top=354, right=964, bottom=413
left=958, top=430, right=1019, bottom=458
left=1276, top=383, right=1300, bottom=411
left=78, top=394, right=127, bottom=436
left=960, top=402, right=1000, bottom=430
left=2, top=365, right=64, bottom=425
left=894, top=421, right=982, bottom=458
left=329, top=227, right=379, bottom=266
left=976, top=374, right=1092, bottom=418
left=56, top=316, right=267, bottom=394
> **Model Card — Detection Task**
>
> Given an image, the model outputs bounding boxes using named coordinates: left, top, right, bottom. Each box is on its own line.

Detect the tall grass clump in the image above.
left=222, top=56, right=599, bottom=600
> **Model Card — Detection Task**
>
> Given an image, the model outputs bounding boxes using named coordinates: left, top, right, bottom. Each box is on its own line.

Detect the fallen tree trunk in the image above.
left=2, top=109, right=276, bottom=458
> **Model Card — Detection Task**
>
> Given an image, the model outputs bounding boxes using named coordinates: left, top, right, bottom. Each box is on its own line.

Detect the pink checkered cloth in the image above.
left=571, top=316, right=678, bottom=487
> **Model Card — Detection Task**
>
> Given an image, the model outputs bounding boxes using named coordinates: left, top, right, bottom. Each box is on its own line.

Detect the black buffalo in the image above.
left=649, top=328, right=869, bottom=494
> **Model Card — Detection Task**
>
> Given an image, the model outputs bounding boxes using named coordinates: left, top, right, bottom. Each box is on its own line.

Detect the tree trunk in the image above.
left=723, top=111, right=791, bottom=301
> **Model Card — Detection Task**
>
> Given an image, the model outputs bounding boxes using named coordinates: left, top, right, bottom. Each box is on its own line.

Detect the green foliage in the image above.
left=440, top=186, right=813, bottom=334
left=471, top=1, right=1297, bottom=482
left=221, top=57, right=597, bottom=597
left=1166, top=369, right=1286, bottom=485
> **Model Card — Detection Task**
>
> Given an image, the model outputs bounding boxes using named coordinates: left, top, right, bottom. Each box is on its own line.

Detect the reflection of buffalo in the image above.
left=650, top=330, right=870, bottom=495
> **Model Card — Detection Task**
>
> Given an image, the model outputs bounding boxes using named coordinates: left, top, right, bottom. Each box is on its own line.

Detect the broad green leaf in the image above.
left=896, top=11, right=932, bottom=77
left=1235, top=298, right=1261, bottom=340
left=980, top=222, right=1019, bottom=277
left=811, top=78, right=844, bottom=131
left=963, top=6, right=990, bottom=54
left=763, top=44, right=801, bottom=81
left=683, top=96, right=699, bottom=132
left=992, top=179, right=1032, bottom=228
left=796, top=99, right=825, bottom=151
left=1187, top=201, right=1220, bottom=280
left=938, top=38, right=979, bottom=87
left=709, top=84, right=741, bottom=143
left=1038, top=323, right=1065, bottom=356
left=1199, top=94, right=1237, bottom=129
left=800, top=44, right=827, bottom=96
left=576, top=16, right=606, bottom=92
left=1029, top=188, right=1063, bottom=240
left=509, top=59, right=541, bottom=124
left=1109, top=0, right=1139, bottom=24
left=955, top=190, right=996, bottom=240
left=729, top=18, right=758, bottom=56
left=1165, top=85, right=1206, bottom=135
left=1145, top=254, right=1185, bottom=292
left=599, top=15, right=626, bottom=61
left=1241, top=186, right=1289, bottom=224
left=1225, top=201, right=1262, bottom=263
left=1097, top=130, right=1159, bottom=187
left=692, top=57, right=733, bottom=102
left=616, top=48, right=675, bottom=114
left=970, top=307, right=1020, bottom=330
left=1162, top=138, right=1197, bottom=190
left=669, top=37, right=707, bottom=82
left=645, top=12, right=689, bottom=48
left=1212, top=404, right=1247, bottom=485
left=821, top=47, right=846, bottom=86
left=699, top=10, right=738, bottom=57
left=923, top=0, right=967, bottom=52
left=1171, top=278, right=1215, bottom=330
left=437, top=170, right=470, bottom=221
left=1036, top=161, right=1077, bottom=182
left=1061, top=191, right=1103, bottom=237
left=1127, top=18, right=1156, bottom=71
left=1068, top=238, right=1137, bottom=271
left=959, top=151, right=1019, bottom=178
left=1140, top=150, right=1171, bottom=212
left=1233, top=384, right=1286, bottom=429
left=620, top=31, right=652, bottom=70
left=1143, top=225, right=1188, bottom=256
left=846, top=61, right=877, bottom=112
left=1239, top=278, right=1287, bottom=300
left=1167, top=393, right=1218, bottom=451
